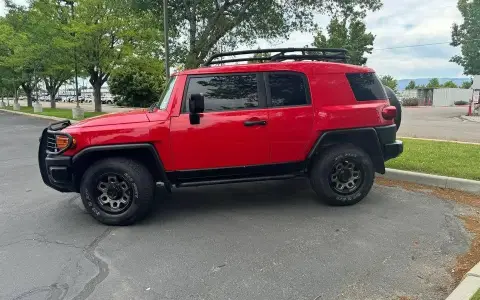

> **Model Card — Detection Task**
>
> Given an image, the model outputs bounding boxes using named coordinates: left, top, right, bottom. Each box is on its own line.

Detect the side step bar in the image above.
left=175, top=174, right=301, bottom=188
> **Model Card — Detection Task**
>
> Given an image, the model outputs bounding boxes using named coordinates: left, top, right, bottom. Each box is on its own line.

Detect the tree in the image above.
left=405, top=80, right=416, bottom=90
left=31, top=0, right=75, bottom=108
left=248, top=48, right=271, bottom=64
left=136, top=0, right=382, bottom=69
left=312, top=16, right=375, bottom=65
left=442, top=80, right=458, bottom=88
left=380, top=75, right=398, bottom=92
left=426, top=78, right=440, bottom=88
left=72, top=0, right=161, bottom=112
left=451, top=0, right=480, bottom=75
left=108, top=57, right=165, bottom=107
left=461, top=79, right=473, bottom=89
left=0, top=5, right=42, bottom=107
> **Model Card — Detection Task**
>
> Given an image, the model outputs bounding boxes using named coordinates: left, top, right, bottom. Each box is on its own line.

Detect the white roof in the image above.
left=472, top=75, right=480, bottom=89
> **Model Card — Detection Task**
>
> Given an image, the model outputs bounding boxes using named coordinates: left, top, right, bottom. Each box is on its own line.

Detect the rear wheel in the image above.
left=309, top=145, right=374, bottom=206
left=80, top=157, right=155, bottom=225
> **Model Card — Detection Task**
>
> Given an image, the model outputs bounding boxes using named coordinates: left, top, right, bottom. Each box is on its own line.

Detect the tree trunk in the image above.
left=26, top=92, right=33, bottom=107
left=50, top=94, right=56, bottom=109
left=93, top=81, right=102, bottom=112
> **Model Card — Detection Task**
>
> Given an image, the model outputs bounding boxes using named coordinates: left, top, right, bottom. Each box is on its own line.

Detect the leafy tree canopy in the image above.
left=461, top=79, right=473, bottom=89
left=108, top=57, right=165, bottom=108
left=442, top=80, right=458, bottom=88
left=380, top=75, right=397, bottom=92
left=135, top=0, right=382, bottom=68
left=451, top=0, right=480, bottom=75
left=405, top=80, right=416, bottom=90
left=426, top=78, right=441, bottom=88
left=312, top=16, right=374, bottom=66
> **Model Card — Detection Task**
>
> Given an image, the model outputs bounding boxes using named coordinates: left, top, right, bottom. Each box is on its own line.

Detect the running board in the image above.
left=175, top=174, right=300, bottom=188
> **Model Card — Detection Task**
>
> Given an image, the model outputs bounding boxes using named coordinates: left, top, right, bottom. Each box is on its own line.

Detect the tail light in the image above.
left=382, top=106, right=397, bottom=120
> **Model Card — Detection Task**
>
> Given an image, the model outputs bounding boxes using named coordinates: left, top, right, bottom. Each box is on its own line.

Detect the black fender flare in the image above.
left=72, top=143, right=171, bottom=191
left=306, top=128, right=386, bottom=174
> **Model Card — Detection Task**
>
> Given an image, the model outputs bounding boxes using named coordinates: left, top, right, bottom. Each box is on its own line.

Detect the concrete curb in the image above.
left=378, top=168, right=480, bottom=195
left=397, top=136, right=480, bottom=145
left=446, top=261, right=480, bottom=300
left=460, top=115, right=480, bottom=123
left=0, top=108, right=79, bottom=123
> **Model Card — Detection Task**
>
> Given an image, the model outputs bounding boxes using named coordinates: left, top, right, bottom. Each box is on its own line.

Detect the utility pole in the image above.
left=163, top=0, right=170, bottom=78
left=69, top=1, right=80, bottom=107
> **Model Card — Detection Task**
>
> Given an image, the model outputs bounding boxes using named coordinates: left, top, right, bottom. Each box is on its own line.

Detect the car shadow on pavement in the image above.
left=143, top=178, right=324, bottom=224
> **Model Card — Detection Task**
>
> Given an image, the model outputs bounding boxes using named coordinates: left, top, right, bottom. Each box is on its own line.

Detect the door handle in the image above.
left=244, top=120, right=267, bottom=127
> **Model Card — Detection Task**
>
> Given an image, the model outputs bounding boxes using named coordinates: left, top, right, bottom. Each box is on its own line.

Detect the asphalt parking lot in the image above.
left=398, top=106, right=480, bottom=143
left=0, top=110, right=475, bottom=300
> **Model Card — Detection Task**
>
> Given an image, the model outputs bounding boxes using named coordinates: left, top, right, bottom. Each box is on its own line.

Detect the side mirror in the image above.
left=189, top=93, right=204, bottom=114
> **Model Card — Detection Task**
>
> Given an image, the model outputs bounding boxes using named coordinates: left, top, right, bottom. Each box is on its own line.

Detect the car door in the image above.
left=265, top=71, right=314, bottom=164
left=170, top=73, right=270, bottom=171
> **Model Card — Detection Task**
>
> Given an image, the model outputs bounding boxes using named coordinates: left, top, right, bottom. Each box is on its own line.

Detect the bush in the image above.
left=454, top=100, right=468, bottom=105
left=109, top=57, right=165, bottom=108
left=402, top=98, right=419, bottom=106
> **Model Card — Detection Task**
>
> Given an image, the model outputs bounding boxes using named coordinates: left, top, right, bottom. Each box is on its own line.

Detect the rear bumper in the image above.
left=375, top=124, right=403, bottom=161
left=383, top=140, right=403, bottom=161
left=38, top=128, right=76, bottom=193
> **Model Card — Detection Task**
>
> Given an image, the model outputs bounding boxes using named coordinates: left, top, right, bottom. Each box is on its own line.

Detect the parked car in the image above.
left=102, top=96, right=115, bottom=105
left=38, top=48, right=403, bottom=226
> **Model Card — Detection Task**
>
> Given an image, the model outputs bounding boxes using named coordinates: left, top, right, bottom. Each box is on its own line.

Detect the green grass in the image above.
left=471, top=289, right=480, bottom=300
left=386, top=138, right=480, bottom=181
left=3, top=105, right=105, bottom=120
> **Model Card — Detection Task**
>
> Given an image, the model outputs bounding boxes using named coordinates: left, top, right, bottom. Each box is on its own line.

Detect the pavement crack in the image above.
left=72, top=228, right=113, bottom=300
left=0, top=234, right=83, bottom=250
left=12, top=283, right=69, bottom=300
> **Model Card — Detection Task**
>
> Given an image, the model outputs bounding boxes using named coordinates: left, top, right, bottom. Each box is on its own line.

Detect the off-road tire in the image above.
left=80, top=157, right=155, bottom=225
left=309, top=145, right=375, bottom=206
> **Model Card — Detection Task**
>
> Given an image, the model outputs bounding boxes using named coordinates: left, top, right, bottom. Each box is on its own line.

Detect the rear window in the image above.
left=346, top=72, right=387, bottom=101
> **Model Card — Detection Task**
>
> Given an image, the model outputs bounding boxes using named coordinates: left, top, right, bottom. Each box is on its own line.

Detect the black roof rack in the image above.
left=203, top=48, right=348, bottom=66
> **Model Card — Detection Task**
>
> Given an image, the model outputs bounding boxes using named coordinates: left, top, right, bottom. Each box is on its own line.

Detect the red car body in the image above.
left=38, top=49, right=403, bottom=225
left=61, top=62, right=394, bottom=171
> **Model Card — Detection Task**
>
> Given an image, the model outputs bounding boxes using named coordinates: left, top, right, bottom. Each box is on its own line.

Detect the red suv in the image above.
left=38, top=48, right=403, bottom=225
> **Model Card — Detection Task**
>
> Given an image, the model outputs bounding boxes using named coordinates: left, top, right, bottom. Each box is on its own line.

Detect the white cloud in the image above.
left=257, top=0, right=465, bottom=79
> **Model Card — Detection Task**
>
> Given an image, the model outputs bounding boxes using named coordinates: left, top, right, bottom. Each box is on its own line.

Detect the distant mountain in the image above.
left=397, top=78, right=471, bottom=91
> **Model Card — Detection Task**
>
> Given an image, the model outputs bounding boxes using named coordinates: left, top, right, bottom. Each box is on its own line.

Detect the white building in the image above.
left=399, top=86, right=474, bottom=107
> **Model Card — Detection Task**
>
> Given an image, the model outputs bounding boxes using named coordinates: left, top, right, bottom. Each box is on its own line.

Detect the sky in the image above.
left=0, top=0, right=465, bottom=79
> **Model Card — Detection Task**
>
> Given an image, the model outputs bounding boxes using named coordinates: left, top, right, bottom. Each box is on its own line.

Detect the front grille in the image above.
left=46, top=133, right=58, bottom=153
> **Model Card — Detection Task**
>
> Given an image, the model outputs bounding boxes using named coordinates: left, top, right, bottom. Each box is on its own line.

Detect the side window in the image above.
left=186, top=74, right=259, bottom=112
left=268, top=73, right=308, bottom=107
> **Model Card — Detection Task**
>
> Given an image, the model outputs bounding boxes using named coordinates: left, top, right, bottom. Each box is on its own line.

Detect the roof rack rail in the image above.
left=203, top=48, right=348, bottom=66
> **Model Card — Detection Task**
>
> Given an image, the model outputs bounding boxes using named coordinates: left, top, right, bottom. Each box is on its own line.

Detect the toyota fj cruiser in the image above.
left=38, top=48, right=403, bottom=225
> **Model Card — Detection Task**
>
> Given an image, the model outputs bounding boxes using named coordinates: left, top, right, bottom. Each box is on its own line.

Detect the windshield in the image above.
left=157, top=76, right=177, bottom=110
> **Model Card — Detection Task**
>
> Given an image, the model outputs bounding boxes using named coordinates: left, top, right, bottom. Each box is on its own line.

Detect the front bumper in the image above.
left=384, top=140, right=403, bottom=161
left=38, top=125, right=76, bottom=193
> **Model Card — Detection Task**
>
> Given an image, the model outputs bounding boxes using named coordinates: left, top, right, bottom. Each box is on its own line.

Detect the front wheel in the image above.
left=80, top=157, right=155, bottom=225
left=309, top=145, right=375, bottom=206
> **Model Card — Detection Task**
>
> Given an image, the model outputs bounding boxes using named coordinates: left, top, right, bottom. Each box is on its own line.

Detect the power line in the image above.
left=371, top=38, right=480, bottom=51
left=373, top=41, right=452, bottom=51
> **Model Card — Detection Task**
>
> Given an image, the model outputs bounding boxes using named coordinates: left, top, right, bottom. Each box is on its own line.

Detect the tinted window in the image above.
left=186, top=74, right=258, bottom=112
left=269, top=73, right=308, bottom=107
left=346, top=72, right=387, bottom=101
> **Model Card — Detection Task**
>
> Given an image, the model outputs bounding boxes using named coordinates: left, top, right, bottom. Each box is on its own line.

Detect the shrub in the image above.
left=109, top=57, right=165, bottom=108
left=402, top=98, right=419, bottom=106
left=454, top=100, right=468, bottom=105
